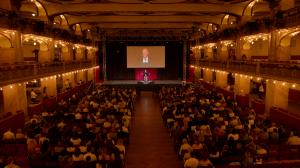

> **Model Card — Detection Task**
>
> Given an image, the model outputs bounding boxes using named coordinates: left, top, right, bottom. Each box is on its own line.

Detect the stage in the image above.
left=102, top=80, right=186, bottom=91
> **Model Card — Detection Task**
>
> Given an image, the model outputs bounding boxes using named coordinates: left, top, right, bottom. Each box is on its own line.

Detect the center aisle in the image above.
left=125, top=91, right=181, bottom=168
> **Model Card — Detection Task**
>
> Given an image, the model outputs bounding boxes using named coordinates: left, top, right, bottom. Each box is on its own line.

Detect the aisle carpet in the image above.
left=125, top=91, right=182, bottom=168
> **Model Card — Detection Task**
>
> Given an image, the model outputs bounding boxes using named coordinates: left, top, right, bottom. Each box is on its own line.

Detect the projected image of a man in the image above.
left=142, top=48, right=150, bottom=64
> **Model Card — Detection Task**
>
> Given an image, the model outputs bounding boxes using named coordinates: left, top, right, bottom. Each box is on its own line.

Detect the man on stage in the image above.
left=143, top=69, right=149, bottom=82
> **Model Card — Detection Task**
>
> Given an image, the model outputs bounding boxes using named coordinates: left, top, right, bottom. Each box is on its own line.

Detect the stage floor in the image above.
left=103, top=80, right=183, bottom=85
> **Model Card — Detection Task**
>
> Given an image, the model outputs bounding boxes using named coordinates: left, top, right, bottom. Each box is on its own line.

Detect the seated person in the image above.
left=184, top=154, right=199, bottom=168
left=4, top=158, right=20, bottom=168
left=2, top=129, right=15, bottom=141
left=70, top=134, right=82, bottom=146
left=198, top=156, right=213, bottom=167
left=287, top=132, right=300, bottom=146
left=15, top=129, right=26, bottom=140
left=72, top=148, right=84, bottom=162
left=83, top=148, right=97, bottom=162
left=179, top=139, right=193, bottom=160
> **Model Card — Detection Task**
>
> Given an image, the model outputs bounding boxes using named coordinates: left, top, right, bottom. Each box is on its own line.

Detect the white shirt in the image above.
left=142, top=56, right=149, bottom=64
left=3, top=130, right=15, bottom=140
left=31, top=91, right=37, bottom=99
left=287, top=136, right=300, bottom=145
left=83, top=152, right=97, bottom=161
left=184, top=157, right=199, bottom=168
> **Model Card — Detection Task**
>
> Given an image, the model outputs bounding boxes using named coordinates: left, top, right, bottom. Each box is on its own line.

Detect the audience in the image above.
left=0, top=85, right=136, bottom=168
left=159, top=83, right=300, bottom=167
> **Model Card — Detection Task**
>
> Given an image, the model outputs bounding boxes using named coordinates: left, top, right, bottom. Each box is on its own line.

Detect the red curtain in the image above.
left=188, top=67, right=195, bottom=82
left=289, top=89, right=300, bottom=103
left=135, top=69, right=157, bottom=81
left=95, top=67, right=103, bottom=83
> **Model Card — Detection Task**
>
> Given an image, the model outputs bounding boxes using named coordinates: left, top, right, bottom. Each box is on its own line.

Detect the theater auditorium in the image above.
left=0, top=0, right=300, bottom=168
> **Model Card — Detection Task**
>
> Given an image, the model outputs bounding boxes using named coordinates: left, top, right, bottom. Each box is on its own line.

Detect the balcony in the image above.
left=195, top=59, right=300, bottom=83
left=0, top=60, right=95, bottom=86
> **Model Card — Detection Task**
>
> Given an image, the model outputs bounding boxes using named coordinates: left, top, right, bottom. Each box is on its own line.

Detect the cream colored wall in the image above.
left=234, top=75, right=251, bottom=95
left=203, top=69, right=213, bottom=82
left=205, top=48, right=213, bottom=60
left=280, top=0, right=295, bottom=10
left=194, top=68, right=201, bottom=81
left=39, top=50, right=52, bottom=62
left=88, top=49, right=96, bottom=60
left=77, top=71, right=86, bottom=82
left=276, top=34, right=292, bottom=61
left=76, top=48, right=84, bottom=60
left=0, top=33, right=18, bottom=64
left=41, top=78, right=57, bottom=97
left=241, top=40, right=269, bottom=59
left=216, top=72, right=227, bottom=88
left=0, top=0, right=12, bottom=10
left=219, top=46, right=228, bottom=60
left=0, top=48, right=16, bottom=63
left=265, top=80, right=290, bottom=114
left=2, top=84, right=27, bottom=114
left=61, top=46, right=72, bottom=61
left=87, top=69, right=94, bottom=81
left=290, top=35, right=300, bottom=56
left=22, top=43, right=39, bottom=58
left=62, top=73, right=76, bottom=88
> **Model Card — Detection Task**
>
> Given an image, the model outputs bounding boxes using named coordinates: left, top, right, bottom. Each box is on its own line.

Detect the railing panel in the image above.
left=194, top=59, right=300, bottom=82
left=0, top=60, right=94, bottom=85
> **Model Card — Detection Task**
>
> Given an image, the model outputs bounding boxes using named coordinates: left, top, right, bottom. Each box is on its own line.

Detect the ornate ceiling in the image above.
left=17, top=0, right=271, bottom=33
left=43, top=0, right=249, bottom=4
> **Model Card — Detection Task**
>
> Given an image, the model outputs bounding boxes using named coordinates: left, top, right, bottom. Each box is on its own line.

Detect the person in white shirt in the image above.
left=30, top=89, right=38, bottom=102
left=287, top=132, right=300, bottom=146
left=141, top=48, right=150, bottom=64
left=115, top=139, right=126, bottom=160
left=179, top=139, right=193, bottom=159
left=4, top=159, right=20, bottom=168
left=83, top=152, right=97, bottom=162
left=70, top=134, right=82, bottom=146
left=72, top=148, right=84, bottom=162
left=184, top=156, right=199, bottom=168
left=15, top=129, right=25, bottom=140
left=2, top=129, right=15, bottom=140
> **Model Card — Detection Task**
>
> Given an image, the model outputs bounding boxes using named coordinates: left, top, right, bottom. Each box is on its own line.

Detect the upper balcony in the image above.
left=0, top=60, right=96, bottom=86
left=194, top=59, right=300, bottom=83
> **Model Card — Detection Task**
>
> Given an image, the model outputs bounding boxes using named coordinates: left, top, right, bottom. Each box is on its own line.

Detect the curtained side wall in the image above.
left=105, top=41, right=183, bottom=80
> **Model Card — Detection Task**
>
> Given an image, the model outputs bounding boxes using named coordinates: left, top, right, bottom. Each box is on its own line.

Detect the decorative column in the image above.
left=268, top=31, right=277, bottom=61
left=182, top=40, right=188, bottom=81
left=102, top=39, right=107, bottom=81
left=15, top=30, right=23, bottom=62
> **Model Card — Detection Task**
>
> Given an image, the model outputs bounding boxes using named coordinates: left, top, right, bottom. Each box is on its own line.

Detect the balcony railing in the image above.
left=195, top=59, right=300, bottom=82
left=0, top=60, right=95, bottom=86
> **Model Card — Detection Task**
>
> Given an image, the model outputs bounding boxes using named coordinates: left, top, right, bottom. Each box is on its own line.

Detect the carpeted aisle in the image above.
left=125, top=91, right=181, bottom=168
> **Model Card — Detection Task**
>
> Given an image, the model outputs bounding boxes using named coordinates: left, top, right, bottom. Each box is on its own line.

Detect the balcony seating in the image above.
left=251, top=99, right=265, bottom=115
left=28, top=81, right=92, bottom=117
left=0, top=112, right=25, bottom=137
left=251, top=56, right=268, bottom=62
left=0, top=60, right=94, bottom=85
left=269, top=107, right=300, bottom=133
left=236, top=94, right=250, bottom=108
left=197, top=59, right=300, bottom=82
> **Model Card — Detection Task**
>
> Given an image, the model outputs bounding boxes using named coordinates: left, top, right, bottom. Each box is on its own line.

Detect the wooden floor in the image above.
left=125, top=91, right=181, bottom=168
